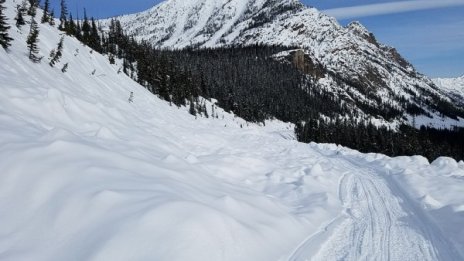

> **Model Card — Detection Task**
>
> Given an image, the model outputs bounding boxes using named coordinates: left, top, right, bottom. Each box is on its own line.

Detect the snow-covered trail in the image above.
left=288, top=154, right=461, bottom=261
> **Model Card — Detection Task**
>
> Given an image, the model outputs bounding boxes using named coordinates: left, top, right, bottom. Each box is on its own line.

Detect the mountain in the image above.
left=1, top=1, right=464, bottom=260
left=433, top=75, right=464, bottom=106
left=104, top=0, right=464, bottom=129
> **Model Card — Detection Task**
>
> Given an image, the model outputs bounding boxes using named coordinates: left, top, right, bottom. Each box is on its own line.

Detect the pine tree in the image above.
left=27, top=0, right=38, bottom=17
left=49, top=36, right=63, bottom=67
left=48, top=9, right=55, bottom=26
left=61, top=62, right=68, bottom=72
left=48, top=48, right=55, bottom=60
left=81, top=8, right=90, bottom=45
left=41, top=0, right=49, bottom=23
left=0, top=0, right=13, bottom=49
left=89, top=17, right=101, bottom=52
left=123, top=58, right=132, bottom=75
left=59, top=0, right=67, bottom=30
left=26, top=18, right=40, bottom=62
left=203, top=104, right=209, bottom=118
left=108, top=54, right=115, bottom=64
left=189, top=97, right=196, bottom=116
left=75, top=18, right=81, bottom=39
left=15, top=5, right=26, bottom=28
left=66, top=13, right=75, bottom=36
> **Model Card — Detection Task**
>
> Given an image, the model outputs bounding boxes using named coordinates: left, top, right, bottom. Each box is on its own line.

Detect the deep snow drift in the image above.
left=1, top=2, right=464, bottom=261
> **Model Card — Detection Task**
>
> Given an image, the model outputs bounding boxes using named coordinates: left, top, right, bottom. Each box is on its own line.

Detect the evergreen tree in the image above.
left=27, top=0, right=38, bottom=17
left=0, top=0, right=13, bottom=49
left=89, top=17, right=101, bottom=52
left=81, top=8, right=90, bottom=45
left=61, top=62, right=68, bottom=72
left=66, top=13, right=76, bottom=36
left=108, top=53, right=115, bottom=64
left=189, top=97, right=196, bottom=116
left=59, top=0, right=67, bottom=30
left=15, top=4, right=25, bottom=28
left=48, top=9, right=55, bottom=26
left=48, top=48, right=55, bottom=60
left=49, top=36, right=63, bottom=67
left=75, top=18, right=81, bottom=39
left=41, top=0, right=49, bottom=23
left=26, top=18, right=40, bottom=62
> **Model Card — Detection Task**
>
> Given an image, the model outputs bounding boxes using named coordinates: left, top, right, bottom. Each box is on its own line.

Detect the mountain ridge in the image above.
left=101, top=0, right=464, bottom=129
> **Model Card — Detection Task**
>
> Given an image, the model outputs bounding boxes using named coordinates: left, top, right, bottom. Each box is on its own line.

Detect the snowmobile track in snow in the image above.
left=287, top=156, right=461, bottom=261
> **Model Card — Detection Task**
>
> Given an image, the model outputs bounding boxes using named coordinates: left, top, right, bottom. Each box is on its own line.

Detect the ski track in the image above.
left=288, top=154, right=461, bottom=261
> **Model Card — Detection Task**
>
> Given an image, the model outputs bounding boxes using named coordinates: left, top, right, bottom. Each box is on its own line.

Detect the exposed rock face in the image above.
left=291, top=49, right=325, bottom=80
left=101, top=0, right=464, bottom=128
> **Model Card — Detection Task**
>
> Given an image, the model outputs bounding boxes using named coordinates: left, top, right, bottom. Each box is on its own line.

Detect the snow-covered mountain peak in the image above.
left=347, top=21, right=371, bottom=36
left=104, top=0, right=310, bottom=48
left=154, top=0, right=260, bottom=11
left=345, top=21, right=380, bottom=47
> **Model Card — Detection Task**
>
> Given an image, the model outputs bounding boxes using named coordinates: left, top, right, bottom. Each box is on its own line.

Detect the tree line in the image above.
left=296, top=118, right=464, bottom=161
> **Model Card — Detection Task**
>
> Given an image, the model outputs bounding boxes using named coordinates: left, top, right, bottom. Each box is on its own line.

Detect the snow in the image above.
left=433, top=75, right=464, bottom=106
left=1, top=1, right=464, bottom=260
left=408, top=113, right=464, bottom=129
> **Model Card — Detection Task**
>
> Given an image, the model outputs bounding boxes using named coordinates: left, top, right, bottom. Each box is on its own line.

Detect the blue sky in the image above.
left=49, top=0, right=464, bottom=78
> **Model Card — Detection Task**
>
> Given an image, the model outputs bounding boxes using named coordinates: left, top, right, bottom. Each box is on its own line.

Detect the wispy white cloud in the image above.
left=323, top=0, right=464, bottom=19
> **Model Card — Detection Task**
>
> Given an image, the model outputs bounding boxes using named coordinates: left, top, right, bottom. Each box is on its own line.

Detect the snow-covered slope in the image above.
left=1, top=1, right=464, bottom=260
left=103, top=0, right=464, bottom=128
left=433, top=75, right=464, bottom=106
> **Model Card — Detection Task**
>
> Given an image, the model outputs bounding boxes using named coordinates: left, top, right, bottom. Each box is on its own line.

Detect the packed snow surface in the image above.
left=1, top=2, right=464, bottom=260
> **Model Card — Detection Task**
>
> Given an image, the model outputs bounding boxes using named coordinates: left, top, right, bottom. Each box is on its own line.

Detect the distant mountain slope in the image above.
left=433, top=75, right=464, bottom=106
left=102, top=0, right=464, bottom=129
